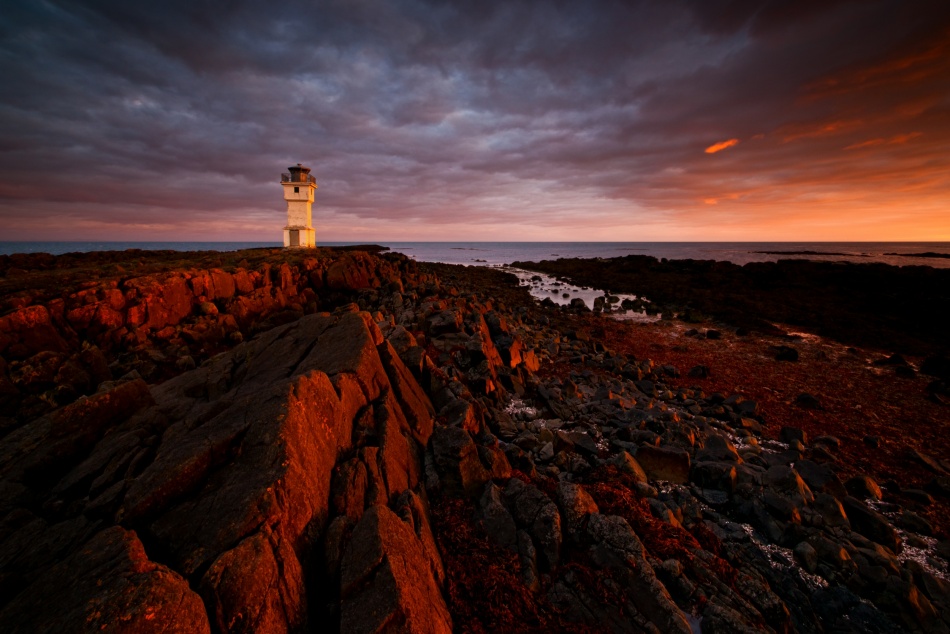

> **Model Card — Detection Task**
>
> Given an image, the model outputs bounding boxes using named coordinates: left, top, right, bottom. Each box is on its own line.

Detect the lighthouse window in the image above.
left=294, top=186, right=299, bottom=193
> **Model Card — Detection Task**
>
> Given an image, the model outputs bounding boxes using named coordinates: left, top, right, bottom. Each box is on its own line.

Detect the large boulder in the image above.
left=585, top=514, right=692, bottom=634
left=635, top=445, right=690, bottom=484
left=429, top=426, right=490, bottom=496
left=504, top=478, right=563, bottom=570
left=842, top=496, right=902, bottom=554
left=13, top=310, right=432, bottom=632
left=340, top=505, right=452, bottom=634
left=0, top=526, right=209, bottom=633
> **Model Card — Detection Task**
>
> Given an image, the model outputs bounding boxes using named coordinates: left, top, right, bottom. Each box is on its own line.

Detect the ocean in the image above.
left=2, top=241, right=949, bottom=269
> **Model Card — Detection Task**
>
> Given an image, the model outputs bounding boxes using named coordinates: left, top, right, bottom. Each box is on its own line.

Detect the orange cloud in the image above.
left=844, top=132, right=923, bottom=150
left=805, top=28, right=950, bottom=100
left=705, top=138, right=739, bottom=154
left=781, top=119, right=863, bottom=143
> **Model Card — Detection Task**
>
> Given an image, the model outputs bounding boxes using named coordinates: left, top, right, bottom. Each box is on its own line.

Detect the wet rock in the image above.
left=340, top=505, right=452, bottom=634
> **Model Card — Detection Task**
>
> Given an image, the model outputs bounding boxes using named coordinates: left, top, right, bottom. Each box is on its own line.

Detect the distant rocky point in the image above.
left=752, top=250, right=869, bottom=257
left=884, top=251, right=950, bottom=259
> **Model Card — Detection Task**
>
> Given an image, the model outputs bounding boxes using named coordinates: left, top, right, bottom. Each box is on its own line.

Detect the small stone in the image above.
left=903, top=489, right=934, bottom=506
left=794, top=541, right=818, bottom=573
left=780, top=426, right=808, bottom=446
left=773, top=345, right=799, bottom=362
left=538, top=441, right=555, bottom=462
left=794, top=393, right=822, bottom=410
left=688, top=364, right=710, bottom=379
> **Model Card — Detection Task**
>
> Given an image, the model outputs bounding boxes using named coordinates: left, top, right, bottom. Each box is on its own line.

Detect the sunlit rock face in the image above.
left=0, top=310, right=445, bottom=633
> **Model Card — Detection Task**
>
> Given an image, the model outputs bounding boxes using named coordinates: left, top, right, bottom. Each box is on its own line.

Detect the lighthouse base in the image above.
left=283, top=226, right=315, bottom=248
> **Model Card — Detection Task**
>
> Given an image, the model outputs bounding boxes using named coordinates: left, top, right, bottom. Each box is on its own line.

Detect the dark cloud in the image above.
left=0, top=0, right=948, bottom=241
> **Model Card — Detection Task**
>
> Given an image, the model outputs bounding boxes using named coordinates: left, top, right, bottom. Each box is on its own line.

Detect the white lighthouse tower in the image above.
left=280, top=163, right=317, bottom=248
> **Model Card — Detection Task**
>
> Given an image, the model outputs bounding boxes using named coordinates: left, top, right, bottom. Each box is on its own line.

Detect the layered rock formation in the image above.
left=1, top=248, right=948, bottom=633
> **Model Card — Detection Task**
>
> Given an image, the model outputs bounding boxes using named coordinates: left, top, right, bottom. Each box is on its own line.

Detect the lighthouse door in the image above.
left=289, top=230, right=299, bottom=247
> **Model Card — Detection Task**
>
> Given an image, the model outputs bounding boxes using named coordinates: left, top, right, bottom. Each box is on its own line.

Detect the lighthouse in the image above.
left=280, top=163, right=317, bottom=248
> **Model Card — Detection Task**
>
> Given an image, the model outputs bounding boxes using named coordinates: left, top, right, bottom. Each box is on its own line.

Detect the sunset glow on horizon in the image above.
left=1, top=2, right=949, bottom=242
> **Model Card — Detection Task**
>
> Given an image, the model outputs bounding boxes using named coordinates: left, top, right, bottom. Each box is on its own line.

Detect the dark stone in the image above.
left=812, top=585, right=902, bottom=633
left=476, top=483, right=517, bottom=548
left=846, top=475, right=883, bottom=501
left=773, top=345, right=799, bottom=361
left=340, top=505, right=452, bottom=634
left=926, top=476, right=950, bottom=497
left=0, top=526, right=210, bottom=633
left=779, top=426, right=807, bottom=446
left=794, top=393, right=822, bottom=409
left=687, top=364, right=710, bottom=379
left=690, top=461, right=738, bottom=493
left=795, top=459, right=847, bottom=499
left=842, top=496, right=902, bottom=554
left=585, top=514, right=691, bottom=633
left=430, top=425, right=490, bottom=496
left=503, top=478, right=562, bottom=570
left=556, top=481, right=599, bottom=542
left=896, top=510, right=934, bottom=536
left=695, top=434, right=741, bottom=463
left=635, top=445, right=691, bottom=484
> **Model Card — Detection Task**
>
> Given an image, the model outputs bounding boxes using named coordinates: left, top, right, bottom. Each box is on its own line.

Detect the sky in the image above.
left=1, top=0, right=949, bottom=242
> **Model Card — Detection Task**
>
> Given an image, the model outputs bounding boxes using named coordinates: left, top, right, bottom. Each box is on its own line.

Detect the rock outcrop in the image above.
left=2, top=248, right=948, bottom=633
left=0, top=307, right=448, bottom=632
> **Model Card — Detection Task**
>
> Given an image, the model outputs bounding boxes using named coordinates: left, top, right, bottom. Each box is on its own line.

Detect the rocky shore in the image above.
left=1, top=248, right=948, bottom=633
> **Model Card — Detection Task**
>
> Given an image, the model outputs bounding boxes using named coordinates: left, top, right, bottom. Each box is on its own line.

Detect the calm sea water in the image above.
left=2, top=241, right=949, bottom=269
